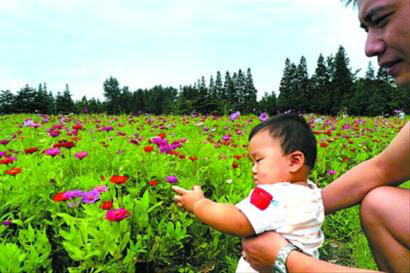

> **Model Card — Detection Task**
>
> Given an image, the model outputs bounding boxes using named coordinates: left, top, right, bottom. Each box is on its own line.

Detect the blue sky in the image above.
left=0, top=0, right=376, bottom=101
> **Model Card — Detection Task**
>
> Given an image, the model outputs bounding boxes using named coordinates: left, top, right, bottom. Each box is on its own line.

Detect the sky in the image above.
left=0, top=0, right=376, bottom=101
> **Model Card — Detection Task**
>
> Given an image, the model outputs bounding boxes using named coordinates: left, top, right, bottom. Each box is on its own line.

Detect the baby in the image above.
left=172, top=113, right=324, bottom=272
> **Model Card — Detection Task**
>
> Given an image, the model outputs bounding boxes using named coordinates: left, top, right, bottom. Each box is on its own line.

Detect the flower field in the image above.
left=0, top=113, right=408, bottom=272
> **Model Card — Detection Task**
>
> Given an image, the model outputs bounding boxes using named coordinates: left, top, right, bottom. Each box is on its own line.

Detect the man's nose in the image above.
left=364, top=30, right=386, bottom=57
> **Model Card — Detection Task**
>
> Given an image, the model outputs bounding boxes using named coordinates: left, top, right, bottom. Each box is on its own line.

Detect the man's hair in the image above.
left=249, top=113, right=317, bottom=170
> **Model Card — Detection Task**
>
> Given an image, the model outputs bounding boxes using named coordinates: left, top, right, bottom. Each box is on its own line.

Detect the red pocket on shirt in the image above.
left=250, top=187, right=273, bottom=210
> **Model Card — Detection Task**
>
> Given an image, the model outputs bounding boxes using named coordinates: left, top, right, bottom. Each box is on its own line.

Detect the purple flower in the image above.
left=236, top=129, right=242, bottom=135
left=166, top=176, right=178, bottom=184
left=0, top=151, right=5, bottom=157
left=94, top=185, right=108, bottom=193
left=101, top=126, right=114, bottom=132
left=229, top=111, right=240, bottom=121
left=42, top=116, right=49, bottom=123
left=259, top=112, right=269, bottom=122
left=75, top=151, right=88, bottom=160
left=327, top=170, right=337, bottom=175
left=342, top=124, right=350, bottom=130
left=45, top=148, right=61, bottom=157
left=130, top=138, right=139, bottom=145
left=64, top=190, right=84, bottom=199
left=203, top=127, right=209, bottom=132
left=81, top=190, right=100, bottom=203
left=24, top=119, right=34, bottom=126
left=2, top=220, right=11, bottom=226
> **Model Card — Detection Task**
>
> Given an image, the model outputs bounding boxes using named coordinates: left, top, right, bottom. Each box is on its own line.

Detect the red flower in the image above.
left=189, top=156, right=198, bottom=161
left=25, top=147, right=38, bottom=154
left=101, top=175, right=105, bottom=181
left=100, top=201, right=113, bottom=210
left=178, top=154, right=186, bottom=159
left=169, top=150, right=179, bottom=156
left=320, top=142, right=328, bottom=148
left=144, top=146, right=154, bottom=152
left=53, top=143, right=63, bottom=148
left=61, top=141, right=76, bottom=149
left=232, top=162, right=239, bottom=169
left=52, top=192, right=69, bottom=202
left=0, top=158, right=14, bottom=164
left=233, top=155, right=241, bottom=160
left=110, top=175, right=128, bottom=184
left=5, top=167, right=21, bottom=175
left=72, top=124, right=83, bottom=130
left=148, top=180, right=158, bottom=186
left=158, top=133, right=166, bottom=139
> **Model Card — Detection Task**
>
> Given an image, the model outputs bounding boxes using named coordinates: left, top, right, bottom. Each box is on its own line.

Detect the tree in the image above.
left=294, top=56, right=310, bottom=112
left=0, top=90, right=15, bottom=114
left=14, top=85, right=37, bottom=113
left=330, top=45, right=354, bottom=114
left=243, top=68, right=258, bottom=114
left=277, top=58, right=297, bottom=112
left=310, top=54, right=331, bottom=114
left=257, top=91, right=277, bottom=115
left=103, top=77, right=121, bottom=114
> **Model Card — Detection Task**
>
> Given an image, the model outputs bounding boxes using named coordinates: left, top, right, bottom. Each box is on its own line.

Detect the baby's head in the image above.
left=248, top=113, right=317, bottom=184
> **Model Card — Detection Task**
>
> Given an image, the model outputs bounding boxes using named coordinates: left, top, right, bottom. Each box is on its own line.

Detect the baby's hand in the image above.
left=172, top=185, right=204, bottom=213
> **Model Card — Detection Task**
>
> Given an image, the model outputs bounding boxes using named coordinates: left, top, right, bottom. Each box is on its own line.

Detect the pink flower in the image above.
left=259, top=112, right=269, bottom=122
left=75, top=151, right=88, bottom=160
left=327, top=170, right=337, bottom=175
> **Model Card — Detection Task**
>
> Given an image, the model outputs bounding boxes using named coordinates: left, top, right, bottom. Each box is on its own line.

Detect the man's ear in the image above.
left=288, top=151, right=305, bottom=173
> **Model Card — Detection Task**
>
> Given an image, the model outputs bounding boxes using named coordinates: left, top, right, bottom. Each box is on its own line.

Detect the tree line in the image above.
left=1, top=45, right=408, bottom=116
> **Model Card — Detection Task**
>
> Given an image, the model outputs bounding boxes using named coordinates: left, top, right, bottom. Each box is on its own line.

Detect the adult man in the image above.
left=242, top=0, right=410, bottom=272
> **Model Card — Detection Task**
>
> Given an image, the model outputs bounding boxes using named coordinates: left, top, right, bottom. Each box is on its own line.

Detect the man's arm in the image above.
left=322, top=122, right=410, bottom=214
left=242, top=232, right=382, bottom=273
left=172, top=185, right=255, bottom=237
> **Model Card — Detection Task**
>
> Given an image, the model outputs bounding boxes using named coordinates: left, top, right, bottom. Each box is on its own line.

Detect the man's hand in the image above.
left=242, top=232, right=288, bottom=272
left=172, top=185, right=204, bottom=213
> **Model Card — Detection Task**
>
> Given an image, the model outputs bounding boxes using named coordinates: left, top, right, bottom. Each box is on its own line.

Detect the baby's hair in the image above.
left=249, top=113, right=317, bottom=170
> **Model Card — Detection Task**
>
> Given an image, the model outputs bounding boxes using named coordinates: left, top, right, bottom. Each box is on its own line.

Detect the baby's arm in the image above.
left=172, top=185, right=255, bottom=237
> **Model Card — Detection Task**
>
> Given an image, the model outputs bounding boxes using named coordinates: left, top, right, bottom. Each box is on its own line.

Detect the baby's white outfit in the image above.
left=235, top=181, right=324, bottom=273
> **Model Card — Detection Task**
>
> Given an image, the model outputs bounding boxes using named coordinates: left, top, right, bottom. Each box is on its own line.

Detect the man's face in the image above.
left=359, top=0, right=410, bottom=88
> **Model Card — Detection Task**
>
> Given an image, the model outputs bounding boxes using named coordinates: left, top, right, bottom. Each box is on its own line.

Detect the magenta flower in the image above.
left=81, top=190, right=100, bottom=204
left=45, top=148, right=61, bottom=157
left=48, top=130, right=60, bottom=137
left=259, top=112, right=269, bottom=122
left=0, top=151, right=5, bottom=157
left=2, top=220, right=11, bottom=226
left=166, top=176, right=178, bottom=184
left=105, top=208, right=130, bottom=221
left=101, top=126, right=114, bottom=132
left=229, top=111, right=240, bottom=121
left=75, top=151, right=88, bottom=160
left=327, top=170, right=337, bottom=175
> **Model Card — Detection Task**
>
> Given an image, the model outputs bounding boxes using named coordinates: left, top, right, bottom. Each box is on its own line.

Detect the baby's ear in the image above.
left=288, top=150, right=305, bottom=173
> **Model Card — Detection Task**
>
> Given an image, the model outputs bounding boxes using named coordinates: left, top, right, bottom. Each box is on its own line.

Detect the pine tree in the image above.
left=294, top=56, right=309, bottom=112
left=215, top=71, right=224, bottom=100
left=244, top=68, right=258, bottom=113
left=277, top=58, right=297, bottom=112
left=103, top=76, right=121, bottom=114
left=0, top=90, right=15, bottom=114
left=331, top=45, right=354, bottom=114
left=310, top=54, right=331, bottom=114
left=15, top=85, right=36, bottom=113
left=235, top=69, right=247, bottom=112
